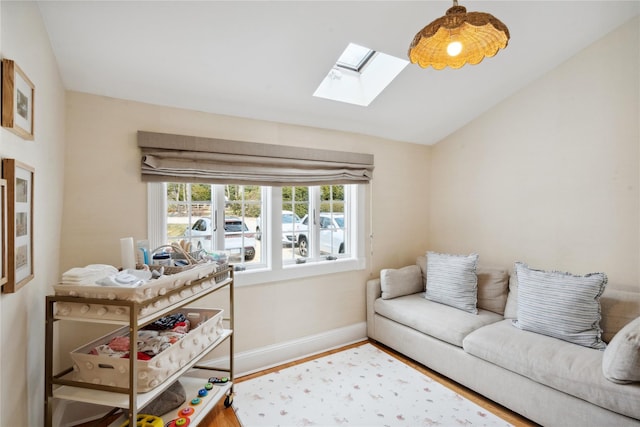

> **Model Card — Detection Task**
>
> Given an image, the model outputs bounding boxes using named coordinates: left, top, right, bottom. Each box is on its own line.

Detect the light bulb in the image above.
left=447, top=41, right=463, bottom=57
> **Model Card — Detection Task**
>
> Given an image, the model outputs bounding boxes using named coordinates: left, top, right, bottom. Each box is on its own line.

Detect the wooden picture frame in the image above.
left=2, top=59, right=35, bottom=140
left=2, top=159, right=34, bottom=293
left=0, top=179, right=6, bottom=287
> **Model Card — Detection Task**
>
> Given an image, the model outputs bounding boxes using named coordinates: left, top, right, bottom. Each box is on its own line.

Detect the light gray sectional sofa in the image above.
left=366, top=255, right=640, bottom=427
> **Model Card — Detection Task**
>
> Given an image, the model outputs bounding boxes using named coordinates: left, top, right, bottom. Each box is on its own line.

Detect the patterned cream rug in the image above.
left=233, top=343, right=513, bottom=427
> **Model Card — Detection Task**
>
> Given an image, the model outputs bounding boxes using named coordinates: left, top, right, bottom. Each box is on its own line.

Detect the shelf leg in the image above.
left=45, top=296, right=55, bottom=427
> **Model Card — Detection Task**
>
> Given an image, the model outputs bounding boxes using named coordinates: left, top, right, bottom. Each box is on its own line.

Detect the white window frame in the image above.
left=148, top=183, right=367, bottom=287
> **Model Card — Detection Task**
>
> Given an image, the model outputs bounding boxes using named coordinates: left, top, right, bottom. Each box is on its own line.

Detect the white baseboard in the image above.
left=202, top=321, right=368, bottom=377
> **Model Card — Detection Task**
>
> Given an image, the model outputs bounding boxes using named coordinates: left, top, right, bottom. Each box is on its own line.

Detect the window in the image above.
left=336, top=43, right=375, bottom=72
left=166, top=184, right=262, bottom=267
left=281, top=186, right=309, bottom=263
left=313, top=42, right=409, bottom=107
left=273, top=185, right=350, bottom=262
left=149, top=182, right=366, bottom=286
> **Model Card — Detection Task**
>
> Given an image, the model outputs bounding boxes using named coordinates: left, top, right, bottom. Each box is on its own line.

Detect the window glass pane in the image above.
left=319, top=185, right=347, bottom=256
left=282, top=186, right=309, bottom=261
left=336, top=43, right=375, bottom=72
left=167, top=183, right=213, bottom=254
left=224, top=185, right=261, bottom=265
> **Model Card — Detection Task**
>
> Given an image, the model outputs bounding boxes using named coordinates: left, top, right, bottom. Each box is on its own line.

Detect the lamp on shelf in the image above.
left=408, top=0, right=510, bottom=70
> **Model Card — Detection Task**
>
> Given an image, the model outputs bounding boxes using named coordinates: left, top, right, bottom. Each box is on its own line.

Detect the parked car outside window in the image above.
left=184, top=216, right=256, bottom=261
left=256, top=210, right=305, bottom=247
left=297, top=213, right=345, bottom=257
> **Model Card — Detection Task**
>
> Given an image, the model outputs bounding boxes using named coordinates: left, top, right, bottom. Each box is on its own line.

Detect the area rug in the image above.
left=233, top=343, right=513, bottom=427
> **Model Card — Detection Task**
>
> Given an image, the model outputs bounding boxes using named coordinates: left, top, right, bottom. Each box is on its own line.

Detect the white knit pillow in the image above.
left=513, top=262, right=607, bottom=349
left=425, top=252, right=479, bottom=314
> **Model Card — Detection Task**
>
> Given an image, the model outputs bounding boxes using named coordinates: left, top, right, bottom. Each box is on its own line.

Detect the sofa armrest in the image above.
left=366, top=278, right=381, bottom=339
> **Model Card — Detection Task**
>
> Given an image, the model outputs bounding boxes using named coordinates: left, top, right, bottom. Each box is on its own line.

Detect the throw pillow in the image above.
left=503, top=274, right=519, bottom=319
left=600, top=289, right=640, bottom=343
left=476, top=267, right=510, bottom=315
left=380, top=265, right=423, bottom=299
left=513, top=262, right=607, bottom=349
left=602, top=316, right=640, bottom=384
left=416, top=255, right=427, bottom=290
left=425, top=251, right=479, bottom=314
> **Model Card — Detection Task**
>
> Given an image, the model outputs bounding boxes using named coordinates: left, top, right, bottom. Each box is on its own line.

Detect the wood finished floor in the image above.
left=204, top=339, right=539, bottom=427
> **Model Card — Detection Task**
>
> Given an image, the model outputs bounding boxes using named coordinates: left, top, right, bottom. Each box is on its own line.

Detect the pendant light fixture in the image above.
left=408, top=0, right=510, bottom=70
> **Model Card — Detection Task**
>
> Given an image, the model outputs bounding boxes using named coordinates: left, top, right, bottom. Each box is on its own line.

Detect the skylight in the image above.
left=313, top=43, right=408, bottom=107
left=336, top=44, right=375, bottom=72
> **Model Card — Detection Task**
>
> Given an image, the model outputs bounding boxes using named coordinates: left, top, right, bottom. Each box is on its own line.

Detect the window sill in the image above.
left=233, top=257, right=366, bottom=287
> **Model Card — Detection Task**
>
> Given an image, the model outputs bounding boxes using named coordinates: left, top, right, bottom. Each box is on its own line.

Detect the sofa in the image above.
left=366, top=253, right=640, bottom=427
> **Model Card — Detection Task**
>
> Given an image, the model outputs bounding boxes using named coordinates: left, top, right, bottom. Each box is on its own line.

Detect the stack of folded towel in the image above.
left=61, top=264, right=119, bottom=286
left=96, top=269, right=151, bottom=287
left=61, top=264, right=153, bottom=287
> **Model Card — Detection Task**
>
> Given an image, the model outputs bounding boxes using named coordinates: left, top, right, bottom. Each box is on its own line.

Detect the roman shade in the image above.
left=138, top=131, right=374, bottom=186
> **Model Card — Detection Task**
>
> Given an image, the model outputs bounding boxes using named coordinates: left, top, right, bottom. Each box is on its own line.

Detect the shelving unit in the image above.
left=45, top=266, right=234, bottom=427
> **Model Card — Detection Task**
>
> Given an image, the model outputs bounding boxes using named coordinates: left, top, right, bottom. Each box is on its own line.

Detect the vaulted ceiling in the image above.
left=38, top=1, right=639, bottom=145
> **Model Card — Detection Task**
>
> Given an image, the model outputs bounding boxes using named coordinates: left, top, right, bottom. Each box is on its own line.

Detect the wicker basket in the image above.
left=148, top=244, right=204, bottom=275
left=70, top=307, right=225, bottom=392
left=215, top=262, right=230, bottom=283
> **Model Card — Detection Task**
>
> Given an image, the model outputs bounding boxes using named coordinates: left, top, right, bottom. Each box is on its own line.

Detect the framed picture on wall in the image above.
left=2, top=159, right=34, bottom=293
left=0, top=179, right=6, bottom=287
left=2, top=59, right=35, bottom=140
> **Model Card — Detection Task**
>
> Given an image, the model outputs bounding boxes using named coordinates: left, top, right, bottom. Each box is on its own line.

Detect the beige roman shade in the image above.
left=138, top=131, right=374, bottom=186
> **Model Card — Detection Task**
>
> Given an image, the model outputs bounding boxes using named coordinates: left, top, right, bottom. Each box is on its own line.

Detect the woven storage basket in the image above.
left=70, top=307, right=224, bottom=392
left=148, top=244, right=204, bottom=275
left=215, top=263, right=230, bottom=283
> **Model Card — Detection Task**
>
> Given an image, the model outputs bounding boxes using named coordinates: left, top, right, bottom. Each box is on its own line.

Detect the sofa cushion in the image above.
left=600, top=289, right=640, bottom=343
left=513, top=262, right=607, bottom=349
left=602, top=316, right=640, bottom=384
left=463, top=320, right=640, bottom=420
left=380, top=265, right=423, bottom=300
left=374, top=293, right=502, bottom=347
left=417, top=255, right=509, bottom=315
left=425, top=252, right=479, bottom=314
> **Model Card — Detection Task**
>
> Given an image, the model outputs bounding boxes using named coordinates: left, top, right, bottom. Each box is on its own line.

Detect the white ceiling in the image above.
left=37, top=1, right=639, bottom=146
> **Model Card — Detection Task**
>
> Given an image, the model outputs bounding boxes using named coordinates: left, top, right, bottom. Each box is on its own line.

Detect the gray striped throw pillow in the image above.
left=425, top=252, right=479, bottom=314
left=513, top=262, right=607, bottom=349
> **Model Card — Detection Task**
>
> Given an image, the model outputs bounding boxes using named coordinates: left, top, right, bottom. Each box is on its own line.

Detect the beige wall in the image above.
left=0, top=2, right=66, bottom=426
left=428, top=17, right=639, bottom=291
left=60, top=92, right=431, bottom=357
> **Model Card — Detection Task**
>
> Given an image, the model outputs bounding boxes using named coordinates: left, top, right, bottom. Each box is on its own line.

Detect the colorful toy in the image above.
left=178, top=407, right=195, bottom=417
left=167, top=417, right=191, bottom=427
left=120, top=414, right=163, bottom=427
left=208, top=376, right=229, bottom=384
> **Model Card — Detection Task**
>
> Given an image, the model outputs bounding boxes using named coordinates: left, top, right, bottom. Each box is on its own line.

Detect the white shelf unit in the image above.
left=45, top=266, right=234, bottom=427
